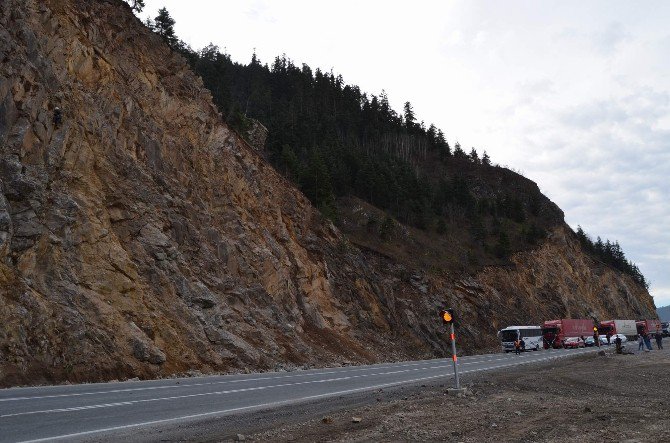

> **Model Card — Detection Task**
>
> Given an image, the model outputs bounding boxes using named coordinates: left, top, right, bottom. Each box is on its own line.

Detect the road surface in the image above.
left=0, top=348, right=596, bottom=442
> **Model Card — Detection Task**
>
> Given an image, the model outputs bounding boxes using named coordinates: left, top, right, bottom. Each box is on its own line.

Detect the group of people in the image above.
left=637, top=329, right=664, bottom=351
left=591, top=329, right=664, bottom=354
left=530, top=330, right=664, bottom=355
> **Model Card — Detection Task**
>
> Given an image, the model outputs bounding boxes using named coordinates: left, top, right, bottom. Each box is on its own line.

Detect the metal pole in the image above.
left=450, top=323, right=460, bottom=389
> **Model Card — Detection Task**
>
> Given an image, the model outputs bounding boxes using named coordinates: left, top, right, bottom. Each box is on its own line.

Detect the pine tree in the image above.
left=482, top=151, right=491, bottom=166
left=595, top=236, right=605, bottom=255
left=154, top=7, right=179, bottom=49
left=453, top=142, right=466, bottom=158
left=125, top=0, right=145, bottom=12
left=427, top=124, right=437, bottom=143
left=403, top=101, right=416, bottom=130
left=281, top=145, right=300, bottom=182
left=436, top=130, right=450, bottom=159
left=469, top=147, right=480, bottom=164
left=301, top=150, right=336, bottom=218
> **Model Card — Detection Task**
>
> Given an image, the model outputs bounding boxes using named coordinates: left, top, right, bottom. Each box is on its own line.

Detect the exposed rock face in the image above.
left=245, top=119, right=268, bottom=152
left=0, top=0, right=655, bottom=386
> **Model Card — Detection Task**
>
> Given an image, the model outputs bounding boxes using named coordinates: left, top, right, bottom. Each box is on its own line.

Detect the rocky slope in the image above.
left=0, top=0, right=656, bottom=387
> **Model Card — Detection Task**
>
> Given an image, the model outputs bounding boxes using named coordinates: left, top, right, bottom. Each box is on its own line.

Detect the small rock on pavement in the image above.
left=235, top=434, right=245, bottom=441
left=598, top=350, right=607, bottom=356
left=352, top=417, right=362, bottom=423
left=584, top=406, right=592, bottom=413
left=514, top=411, right=522, bottom=416
left=322, top=417, right=333, bottom=424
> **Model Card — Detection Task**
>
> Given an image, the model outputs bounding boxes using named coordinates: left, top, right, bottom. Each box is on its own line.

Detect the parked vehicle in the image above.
left=612, top=333, right=628, bottom=343
left=598, top=320, right=637, bottom=339
left=584, top=337, right=596, bottom=347
left=542, top=319, right=594, bottom=349
left=498, top=326, right=543, bottom=352
left=661, top=322, right=670, bottom=337
left=598, top=333, right=628, bottom=346
left=636, top=319, right=662, bottom=336
left=563, top=337, right=585, bottom=349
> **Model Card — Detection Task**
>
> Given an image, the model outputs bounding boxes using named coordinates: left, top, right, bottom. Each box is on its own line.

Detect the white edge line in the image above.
left=17, top=348, right=595, bottom=443
left=1, top=357, right=516, bottom=418
left=0, top=352, right=511, bottom=395
left=0, top=353, right=527, bottom=403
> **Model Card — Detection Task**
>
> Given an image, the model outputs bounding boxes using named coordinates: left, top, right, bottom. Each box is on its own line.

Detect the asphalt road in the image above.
left=0, top=348, right=596, bottom=442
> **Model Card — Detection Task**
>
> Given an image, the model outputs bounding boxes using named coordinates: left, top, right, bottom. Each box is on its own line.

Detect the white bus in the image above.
left=498, top=325, right=543, bottom=352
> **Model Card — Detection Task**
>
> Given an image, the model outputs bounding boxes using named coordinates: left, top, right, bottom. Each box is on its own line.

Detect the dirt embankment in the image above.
left=251, top=349, right=670, bottom=442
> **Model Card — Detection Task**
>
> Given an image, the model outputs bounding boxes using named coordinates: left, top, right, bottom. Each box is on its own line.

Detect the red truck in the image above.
left=598, top=320, right=637, bottom=338
left=542, top=319, right=594, bottom=349
left=636, top=319, right=662, bottom=336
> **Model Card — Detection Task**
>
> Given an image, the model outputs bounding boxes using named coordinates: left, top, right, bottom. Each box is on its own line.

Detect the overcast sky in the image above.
left=139, top=1, right=670, bottom=307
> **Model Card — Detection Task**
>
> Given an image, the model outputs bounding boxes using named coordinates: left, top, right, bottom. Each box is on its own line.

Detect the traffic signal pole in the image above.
left=449, top=322, right=460, bottom=389
left=440, top=309, right=462, bottom=391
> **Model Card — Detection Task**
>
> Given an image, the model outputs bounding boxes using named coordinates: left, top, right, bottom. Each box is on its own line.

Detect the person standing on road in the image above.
left=644, top=333, right=653, bottom=351
left=594, top=330, right=600, bottom=347
left=520, top=338, right=526, bottom=352
left=514, top=338, right=521, bottom=355
left=638, top=334, right=645, bottom=351
left=606, top=332, right=612, bottom=346
left=655, top=329, right=663, bottom=350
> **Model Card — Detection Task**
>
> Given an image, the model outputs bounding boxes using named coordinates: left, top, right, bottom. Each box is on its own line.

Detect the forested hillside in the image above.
left=139, top=9, right=648, bottom=286
left=144, top=6, right=648, bottom=287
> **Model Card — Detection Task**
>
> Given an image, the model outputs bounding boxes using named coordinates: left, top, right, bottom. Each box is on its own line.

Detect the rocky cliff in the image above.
left=0, top=0, right=656, bottom=387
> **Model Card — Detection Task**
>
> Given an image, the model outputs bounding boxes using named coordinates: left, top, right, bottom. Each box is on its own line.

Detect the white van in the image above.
left=499, top=325, right=543, bottom=352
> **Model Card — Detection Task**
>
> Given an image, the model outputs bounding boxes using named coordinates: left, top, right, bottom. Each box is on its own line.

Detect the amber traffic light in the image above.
left=593, top=327, right=598, bottom=332
left=440, top=309, right=454, bottom=324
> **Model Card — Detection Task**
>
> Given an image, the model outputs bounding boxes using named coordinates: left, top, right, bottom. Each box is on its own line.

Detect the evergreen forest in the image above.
left=136, top=5, right=649, bottom=289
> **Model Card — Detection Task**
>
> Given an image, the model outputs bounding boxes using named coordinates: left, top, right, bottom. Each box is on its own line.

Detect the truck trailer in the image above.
left=542, top=319, right=594, bottom=349
left=598, top=319, right=637, bottom=338
left=636, top=319, right=662, bottom=336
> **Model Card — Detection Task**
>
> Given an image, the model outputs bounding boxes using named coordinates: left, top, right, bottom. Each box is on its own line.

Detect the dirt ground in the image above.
left=250, top=348, right=670, bottom=442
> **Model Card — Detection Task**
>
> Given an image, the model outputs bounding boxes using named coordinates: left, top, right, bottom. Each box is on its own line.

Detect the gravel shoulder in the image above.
left=247, top=347, right=670, bottom=442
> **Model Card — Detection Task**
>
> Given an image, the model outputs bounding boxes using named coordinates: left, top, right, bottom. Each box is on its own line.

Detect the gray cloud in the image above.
left=516, top=88, right=670, bottom=304
left=592, top=22, right=630, bottom=55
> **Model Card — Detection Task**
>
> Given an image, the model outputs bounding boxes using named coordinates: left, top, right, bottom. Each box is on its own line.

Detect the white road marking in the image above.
left=0, top=360, right=496, bottom=417
left=16, top=348, right=593, bottom=443
left=1, top=350, right=591, bottom=418
left=0, top=353, right=527, bottom=402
